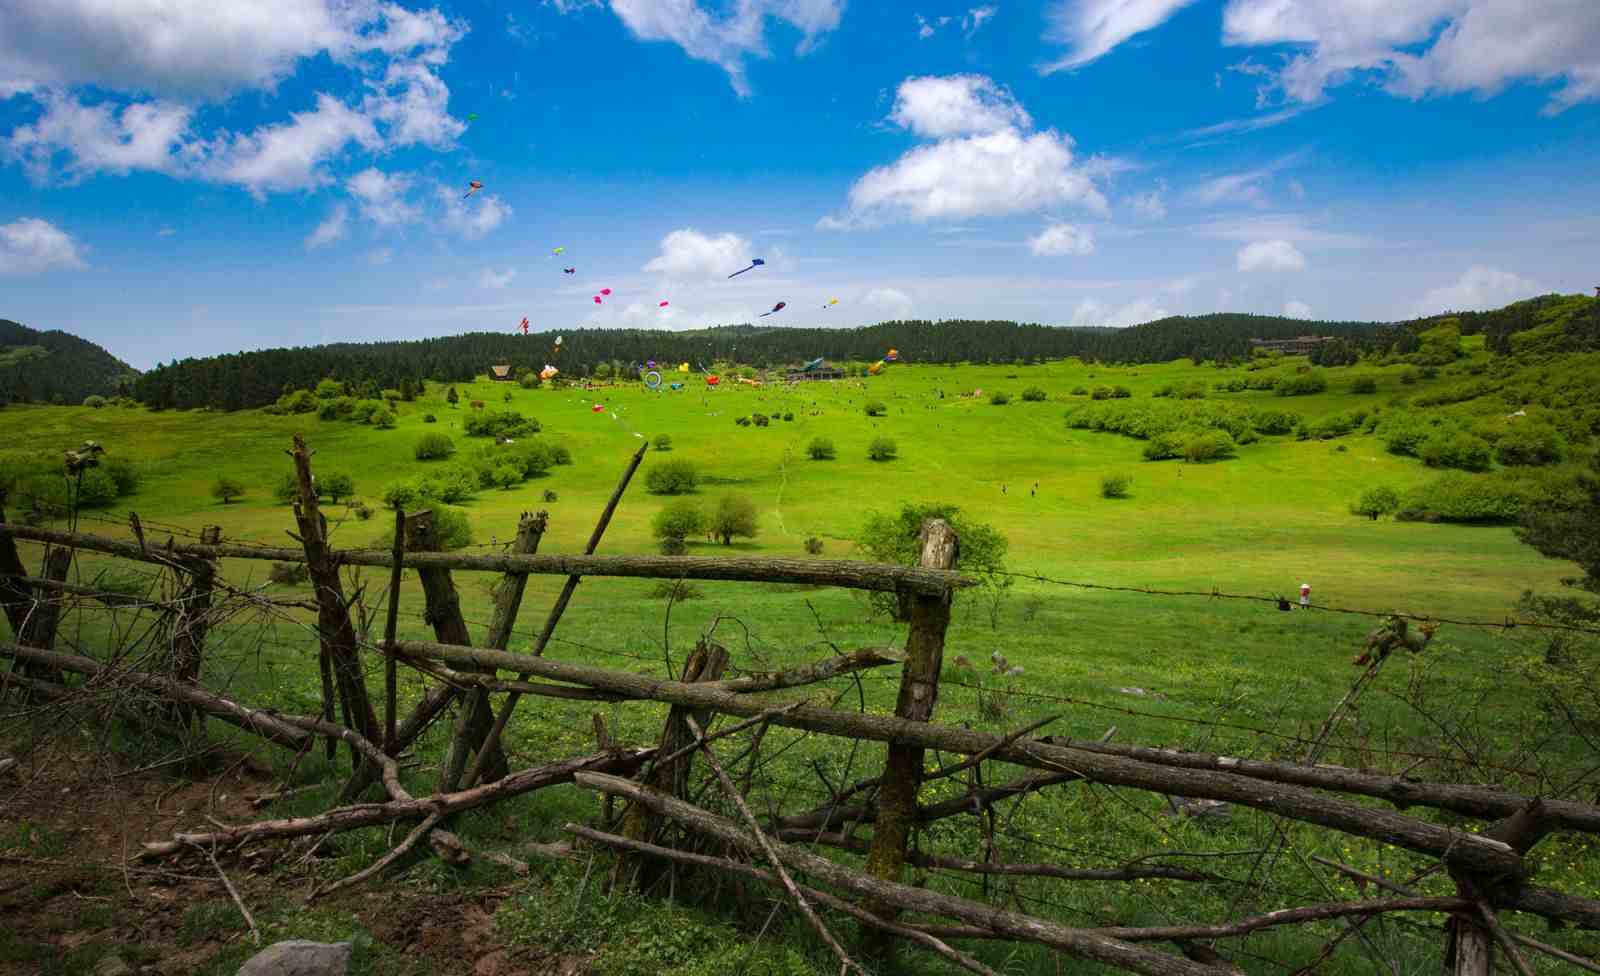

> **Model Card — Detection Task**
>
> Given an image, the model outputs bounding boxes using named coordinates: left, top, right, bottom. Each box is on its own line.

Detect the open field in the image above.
left=2, top=353, right=1594, bottom=975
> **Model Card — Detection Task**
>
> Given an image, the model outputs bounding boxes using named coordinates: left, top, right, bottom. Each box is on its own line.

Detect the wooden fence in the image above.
left=2, top=435, right=1598, bottom=975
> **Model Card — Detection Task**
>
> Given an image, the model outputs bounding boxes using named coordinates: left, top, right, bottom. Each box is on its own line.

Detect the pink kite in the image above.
left=518, top=317, right=529, bottom=335
left=592, top=404, right=605, bottom=412
left=601, top=288, right=612, bottom=296
left=593, top=296, right=602, bottom=304
left=658, top=301, right=669, bottom=308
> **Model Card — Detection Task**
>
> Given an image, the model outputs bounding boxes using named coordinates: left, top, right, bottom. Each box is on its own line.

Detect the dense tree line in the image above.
left=128, top=313, right=1394, bottom=412
left=0, top=320, right=138, bottom=405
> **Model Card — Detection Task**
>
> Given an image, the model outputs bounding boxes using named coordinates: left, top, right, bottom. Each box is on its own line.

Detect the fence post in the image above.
left=0, top=500, right=69, bottom=689
left=1446, top=800, right=1551, bottom=976
left=864, top=518, right=958, bottom=928
left=167, top=525, right=220, bottom=727
left=407, top=511, right=506, bottom=791
left=618, top=638, right=730, bottom=892
left=458, top=510, right=549, bottom=790
left=0, top=498, right=35, bottom=640
left=288, top=435, right=380, bottom=754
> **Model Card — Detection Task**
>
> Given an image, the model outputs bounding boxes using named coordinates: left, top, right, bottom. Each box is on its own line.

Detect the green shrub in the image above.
left=381, top=481, right=420, bottom=509
left=417, top=463, right=478, bottom=503
left=1400, top=367, right=1421, bottom=385
left=1070, top=385, right=1088, bottom=395
left=1351, top=485, right=1401, bottom=520
left=383, top=502, right=473, bottom=549
left=550, top=444, right=572, bottom=465
left=314, top=378, right=345, bottom=399
left=989, top=391, right=1011, bottom=405
left=1399, top=473, right=1531, bottom=523
left=351, top=399, right=384, bottom=424
left=1151, top=384, right=1173, bottom=398
left=273, top=472, right=299, bottom=503
left=867, top=437, right=897, bottom=461
left=1275, top=371, right=1328, bottom=396
left=734, top=416, right=750, bottom=427
left=1020, top=387, right=1047, bottom=402
left=423, top=413, right=437, bottom=423
left=1100, top=473, right=1132, bottom=498
left=653, top=434, right=673, bottom=451
left=509, top=440, right=556, bottom=478
left=652, top=498, right=704, bottom=542
left=81, top=395, right=106, bottom=408
left=646, top=459, right=699, bottom=494
left=806, top=437, right=835, bottom=460
left=1248, top=408, right=1300, bottom=435
left=102, top=457, right=140, bottom=496
left=74, top=468, right=119, bottom=508
left=804, top=536, right=824, bottom=555
left=463, top=410, right=540, bottom=439
left=1142, top=431, right=1187, bottom=461
left=1183, top=429, right=1237, bottom=462
left=1495, top=422, right=1566, bottom=466
left=1304, top=409, right=1368, bottom=440
left=1350, top=376, right=1378, bottom=394
left=864, top=400, right=887, bottom=417
left=320, top=472, right=355, bottom=503
left=493, top=463, right=522, bottom=489
left=414, top=433, right=455, bottom=461
left=752, top=413, right=770, bottom=427
left=1419, top=430, right=1492, bottom=471
left=372, top=408, right=396, bottom=429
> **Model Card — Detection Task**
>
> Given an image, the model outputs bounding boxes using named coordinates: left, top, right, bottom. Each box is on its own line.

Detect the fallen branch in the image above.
left=193, top=841, right=260, bottom=946
left=575, top=771, right=1227, bottom=976
left=309, top=812, right=442, bottom=901
left=568, top=825, right=998, bottom=976
left=787, top=832, right=1218, bottom=883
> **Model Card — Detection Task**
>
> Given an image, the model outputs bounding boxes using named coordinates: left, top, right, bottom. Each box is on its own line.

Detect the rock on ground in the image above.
left=236, top=941, right=353, bottom=976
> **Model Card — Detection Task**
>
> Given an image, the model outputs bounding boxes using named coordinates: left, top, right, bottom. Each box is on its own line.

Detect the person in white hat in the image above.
left=1299, top=583, right=1312, bottom=609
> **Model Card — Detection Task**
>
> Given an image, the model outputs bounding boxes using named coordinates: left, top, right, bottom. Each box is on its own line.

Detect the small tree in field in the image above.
left=1351, top=484, right=1400, bottom=520
left=653, top=434, right=673, bottom=451
left=321, top=472, right=355, bottom=504
left=868, top=437, right=897, bottom=461
left=446, top=386, right=459, bottom=408
left=807, top=437, right=835, bottom=460
left=652, top=499, right=704, bottom=551
left=1100, top=473, right=1132, bottom=498
left=989, top=391, right=1011, bottom=405
left=212, top=477, right=245, bottom=504
left=711, top=494, right=759, bottom=545
left=646, top=458, right=699, bottom=494
left=864, top=400, right=886, bottom=417
left=503, top=389, right=514, bottom=402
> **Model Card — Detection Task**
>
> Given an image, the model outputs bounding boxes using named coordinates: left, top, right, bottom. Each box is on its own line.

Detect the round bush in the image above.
left=653, top=434, right=673, bottom=451
left=652, top=498, right=704, bottom=541
left=1350, top=376, right=1378, bottom=394
left=1100, top=473, right=1132, bottom=499
left=75, top=468, right=119, bottom=508
left=82, top=395, right=106, bottom=409
left=989, top=391, right=1011, bottom=405
left=423, top=413, right=438, bottom=424
left=646, top=458, right=699, bottom=495
left=415, top=433, right=455, bottom=461
left=1351, top=485, right=1400, bottom=519
left=1183, top=430, right=1237, bottom=463
left=867, top=437, right=897, bottom=462
left=1020, top=387, right=1047, bottom=402
left=806, top=437, right=835, bottom=460
left=864, top=401, right=887, bottom=417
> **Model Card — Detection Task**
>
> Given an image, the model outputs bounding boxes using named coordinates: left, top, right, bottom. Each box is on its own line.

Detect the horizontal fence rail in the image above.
left=0, top=523, right=974, bottom=595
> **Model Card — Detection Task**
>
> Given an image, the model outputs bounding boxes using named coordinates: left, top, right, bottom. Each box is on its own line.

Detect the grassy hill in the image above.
left=0, top=318, right=138, bottom=405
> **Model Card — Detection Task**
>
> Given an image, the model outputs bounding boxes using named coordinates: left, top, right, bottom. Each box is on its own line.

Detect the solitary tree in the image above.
left=321, top=472, right=356, bottom=504
left=446, top=386, right=460, bottom=408
left=806, top=437, right=835, bottom=460
left=868, top=437, right=898, bottom=462
left=211, top=477, right=245, bottom=504
left=652, top=499, right=705, bottom=552
left=710, top=494, right=759, bottom=545
left=1350, top=485, right=1400, bottom=520
left=646, top=458, right=699, bottom=495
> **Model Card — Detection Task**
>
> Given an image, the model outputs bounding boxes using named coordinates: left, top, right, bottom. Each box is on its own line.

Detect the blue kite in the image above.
left=728, top=258, right=765, bottom=279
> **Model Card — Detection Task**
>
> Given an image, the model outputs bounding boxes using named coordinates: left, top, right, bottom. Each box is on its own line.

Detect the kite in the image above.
left=593, top=296, right=603, bottom=304
left=552, top=335, right=564, bottom=357
left=658, top=301, right=670, bottom=308
left=868, top=361, right=884, bottom=376
left=552, top=247, right=564, bottom=256
left=802, top=357, right=824, bottom=372
left=518, top=317, right=529, bottom=335
left=466, top=113, right=479, bottom=122
left=643, top=371, right=662, bottom=390
left=540, top=365, right=559, bottom=380
left=706, top=375, right=721, bottom=387
left=886, top=348, right=899, bottom=362
left=592, top=404, right=605, bottom=413
left=564, top=268, right=576, bottom=274
left=601, top=288, right=611, bottom=296
left=678, top=363, right=690, bottom=373
left=759, top=301, right=787, bottom=318
left=462, top=180, right=484, bottom=199
left=669, top=382, right=684, bottom=391
left=728, top=258, right=765, bottom=278
left=823, top=298, right=839, bottom=310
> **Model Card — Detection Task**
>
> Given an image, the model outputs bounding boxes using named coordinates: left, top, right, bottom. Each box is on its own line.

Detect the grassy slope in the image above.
left=1, top=353, right=1591, bottom=974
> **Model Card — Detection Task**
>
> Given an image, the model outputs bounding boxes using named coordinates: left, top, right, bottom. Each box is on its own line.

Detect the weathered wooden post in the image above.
left=0, top=499, right=69, bottom=690
left=863, top=518, right=958, bottom=931
left=288, top=435, right=380, bottom=753
left=617, top=638, right=730, bottom=891
left=167, top=525, right=220, bottom=727
left=407, top=511, right=507, bottom=791
left=457, top=510, right=548, bottom=789
left=1446, top=800, right=1551, bottom=976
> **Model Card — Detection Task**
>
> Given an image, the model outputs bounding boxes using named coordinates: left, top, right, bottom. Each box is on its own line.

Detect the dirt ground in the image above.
left=0, top=747, right=589, bottom=976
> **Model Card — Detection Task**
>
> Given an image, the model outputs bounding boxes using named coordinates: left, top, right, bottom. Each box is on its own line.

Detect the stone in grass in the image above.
left=237, top=941, right=353, bottom=976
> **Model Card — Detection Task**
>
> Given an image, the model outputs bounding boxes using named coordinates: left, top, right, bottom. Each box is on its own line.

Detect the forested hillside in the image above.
left=0, top=320, right=138, bottom=406
left=129, top=313, right=1390, bottom=412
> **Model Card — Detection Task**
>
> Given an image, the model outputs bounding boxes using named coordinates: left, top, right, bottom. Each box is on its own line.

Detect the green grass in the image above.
left=2, top=353, right=1594, bottom=974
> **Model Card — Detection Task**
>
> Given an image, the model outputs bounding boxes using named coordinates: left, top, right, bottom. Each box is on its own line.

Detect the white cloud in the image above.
left=1127, top=183, right=1166, bottom=219
left=1189, top=154, right=1302, bottom=208
left=347, top=167, right=419, bottom=225
left=1180, top=106, right=1309, bottom=140
left=1413, top=266, right=1543, bottom=315
left=888, top=75, right=1032, bottom=138
left=1284, top=300, right=1312, bottom=318
left=1070, top=296, right=1168, bottom=327
left=830, top=128, right=1108, bottom=226
left=439, top=186, right=511, bottom=239
left=1287, top=178, right=1306, bottom=200
left=367, top=247, right=394, bottom=265
left=0, top=217, right=86, bottom=273
left=7, top=93, right=192, bottom=181
left=305, top=204, right=348, bottom=249
left=479, top=268, right=516, bottom=289
left=1043, top=0, right=1200, bottom=73
left=362, top=60, right=464, bottom=150
left=864, top=287, right=915, bottom=317
left=1190, top=215, right=1369, bottom=247
left=963, top=5, right=999, bottom=34
left=608, top=0, right=843, bottom=97
left=0, top=0, right=464, bottom=100
left=1028, top=223, right=1096, bottom=256
left=202, top=93, right=382, bottom=196
left=644, top=229, right=753, bottom=277
left=1221, top=0, right=1600, bottom=114
left=156, top=226, right=176, bottom=237
left=1236, top=239, right=1307, bottom=272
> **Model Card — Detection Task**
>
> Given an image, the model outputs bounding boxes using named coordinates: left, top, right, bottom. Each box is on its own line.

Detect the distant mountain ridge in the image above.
left=127, top=312, right=1392, bottom=412
left=0, top=320, right=139, bottom=405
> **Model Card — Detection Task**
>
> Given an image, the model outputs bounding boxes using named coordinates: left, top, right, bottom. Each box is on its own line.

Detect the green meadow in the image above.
left=3, top=351, right=1593, bottom=974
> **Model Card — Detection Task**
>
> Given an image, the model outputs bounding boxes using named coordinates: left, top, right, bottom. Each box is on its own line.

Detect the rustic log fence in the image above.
left=2, top=437, right=1599, bottom=975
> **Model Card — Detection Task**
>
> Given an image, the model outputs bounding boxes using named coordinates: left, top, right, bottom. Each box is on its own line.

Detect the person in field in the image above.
left=1299, top=583, right=1311, bottom=609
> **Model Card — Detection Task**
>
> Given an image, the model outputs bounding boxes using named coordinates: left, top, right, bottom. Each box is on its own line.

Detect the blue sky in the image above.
left=2, top=0, right=1598, bottom=370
